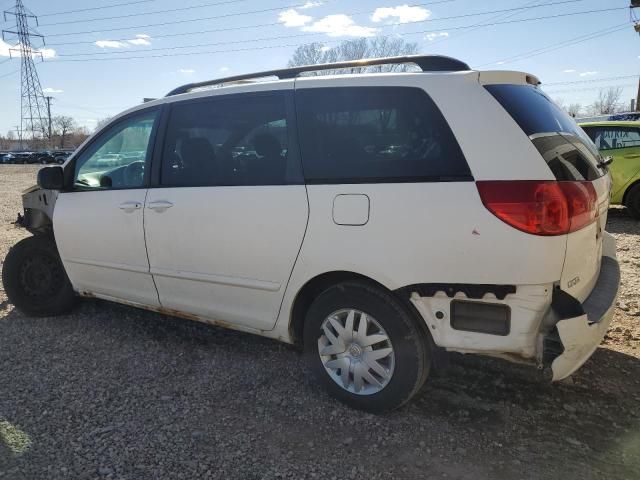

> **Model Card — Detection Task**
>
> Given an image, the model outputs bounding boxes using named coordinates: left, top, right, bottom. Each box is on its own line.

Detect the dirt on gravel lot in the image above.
left=0, top=165, right=638, bottom=480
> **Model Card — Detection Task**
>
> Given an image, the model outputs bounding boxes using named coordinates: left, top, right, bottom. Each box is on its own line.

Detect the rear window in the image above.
left=296, top=87, right=471, bottom=184
left=485, top=84, right=604, bottom=180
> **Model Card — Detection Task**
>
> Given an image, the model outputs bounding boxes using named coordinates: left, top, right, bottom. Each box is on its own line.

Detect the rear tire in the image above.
left=625, top=184, right=640, bottom=220
left=2, top=235, right=76, bottom=316
left=303, top=281, right=430, bottom=413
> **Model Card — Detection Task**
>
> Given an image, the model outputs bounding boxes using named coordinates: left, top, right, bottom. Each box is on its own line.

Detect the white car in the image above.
left=2, top=55, right=620, bottom=412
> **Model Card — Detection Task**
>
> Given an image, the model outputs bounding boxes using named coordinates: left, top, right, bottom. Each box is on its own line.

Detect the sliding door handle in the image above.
left=118, top=201, right=142, bottom=212
left=147, top=200, right=174, bottom=212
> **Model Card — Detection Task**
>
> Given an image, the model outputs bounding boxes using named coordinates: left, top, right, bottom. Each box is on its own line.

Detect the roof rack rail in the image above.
left=165, top=54, right=470, bottom=97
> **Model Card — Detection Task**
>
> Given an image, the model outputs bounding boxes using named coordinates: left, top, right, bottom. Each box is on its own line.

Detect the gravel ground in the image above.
left=0, top=165, right=638, bottom=480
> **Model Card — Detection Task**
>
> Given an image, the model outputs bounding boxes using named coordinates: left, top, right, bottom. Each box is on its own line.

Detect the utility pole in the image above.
left=632, top=1, right=640, bottom=110
left=45, top=95, right=52, bottom=146
left=14, top=124, right=22, bottom=150
left=2, top=1, right=49, bottom=142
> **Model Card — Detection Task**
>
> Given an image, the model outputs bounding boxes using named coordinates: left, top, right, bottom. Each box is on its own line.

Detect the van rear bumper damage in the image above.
left=545, top=232, right=620, bottom=381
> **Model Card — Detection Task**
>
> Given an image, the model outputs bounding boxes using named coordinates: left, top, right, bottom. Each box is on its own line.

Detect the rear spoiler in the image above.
left=478, top=70, right=541, bottom=87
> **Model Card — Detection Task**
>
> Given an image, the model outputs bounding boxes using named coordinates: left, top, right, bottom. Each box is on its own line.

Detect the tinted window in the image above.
left=582, top=126, right=640, bottom=151
left=74, top=110, right=157, bottom=189
left=161, top=92, right=300, bottom=186
left=296, top=87, right=471, bottom=183
left=486, top=84, right=604, bottom=179
left=531, top=133, right=601, bottom=181
left=485, top=84, right=600, bottom=155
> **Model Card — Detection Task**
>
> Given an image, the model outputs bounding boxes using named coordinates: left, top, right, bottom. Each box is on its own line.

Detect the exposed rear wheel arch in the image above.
left=290, top=271, right=384, bottom=347
left=289, top=271, right=433, bottom=347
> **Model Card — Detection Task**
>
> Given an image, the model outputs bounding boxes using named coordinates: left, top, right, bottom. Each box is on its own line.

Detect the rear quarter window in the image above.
left=295, top=86, right=471, bottom=184
left=485, top=84, right=605, bottom=180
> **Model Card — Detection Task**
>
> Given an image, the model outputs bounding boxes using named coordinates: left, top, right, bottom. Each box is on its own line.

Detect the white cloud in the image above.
left=300, top=1, right=323, bottom=8
left=278, top=9, right=312, bottom=27
left=219, top=66, right=230, bottom=72
left=128, top=34, right=151, bottom=46
left=302, top=14, right=377, bottom=37
left=495, top=61, right=505, bottom=65
left=95, top=40, right=128, bottom=49
left=579, top=71, right=598, bottom=77
left=178, top=68, right=195, bottom=74
left=563, top=69, right=576, bottom=73
left=43, top=87, right=63, bottom=93
left=95, top=34, right=152, bottom=49
left=371, top=5, right=431, bottom=24
left=425, top=32, right=449, bottom=41
left=0, top=39, right=56, bottom=58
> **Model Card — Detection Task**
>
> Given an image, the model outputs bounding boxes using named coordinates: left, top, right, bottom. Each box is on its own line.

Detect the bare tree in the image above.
left=94, top=117, right=113, bottom=132
left=288, top=37, right=419, bottom=75
left=590, top=87, right=623, bottom=115
left=53, top=116, right=76, bottom=149
left=567, top=103, right=582, bottom=118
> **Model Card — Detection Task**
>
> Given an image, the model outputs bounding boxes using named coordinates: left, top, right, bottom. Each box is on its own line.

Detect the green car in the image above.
left=581, top=121, right=640, bottom=219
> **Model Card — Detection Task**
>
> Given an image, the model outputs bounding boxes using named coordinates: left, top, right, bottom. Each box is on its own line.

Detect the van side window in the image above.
left=295, top=87, right=471, bottom=183
left=73, top=110, right=158, bottom=190
left=583, top=126, right=640, bottom=151
left=161, top=92, right=300, bottom=186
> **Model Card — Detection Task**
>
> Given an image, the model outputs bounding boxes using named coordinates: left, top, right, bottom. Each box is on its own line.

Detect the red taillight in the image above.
left=476, top=180, right=597, bottom=236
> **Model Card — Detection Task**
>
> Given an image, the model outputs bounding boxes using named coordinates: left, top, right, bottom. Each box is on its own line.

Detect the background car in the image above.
left=581, top=121, right=640, bottom=219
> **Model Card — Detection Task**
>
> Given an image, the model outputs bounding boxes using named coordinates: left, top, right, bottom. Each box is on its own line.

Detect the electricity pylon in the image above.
left=2, top=0, right=48, bottom=141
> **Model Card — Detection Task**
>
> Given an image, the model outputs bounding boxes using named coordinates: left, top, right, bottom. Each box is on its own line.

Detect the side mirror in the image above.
left=37, top=166, right=65, bottom=190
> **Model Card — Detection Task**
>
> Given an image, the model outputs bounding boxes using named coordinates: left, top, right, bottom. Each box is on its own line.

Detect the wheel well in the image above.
left=288, top=271, right=432, bottom=348
left=622, top=179, right=640, bottom=205
left=289, top=272, right=384, bottom=347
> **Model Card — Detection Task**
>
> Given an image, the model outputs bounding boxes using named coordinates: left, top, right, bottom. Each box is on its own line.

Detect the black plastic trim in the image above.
left=450, top=299, right=511, bottom=336
left=397, top=283, right=516, bottom=300
left=305, top=175, right=474, bottom=185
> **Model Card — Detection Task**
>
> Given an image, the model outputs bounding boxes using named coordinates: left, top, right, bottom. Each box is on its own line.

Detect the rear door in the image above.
left=144, top=86, right=309, bottom=330
left=485, top=84, right=610, bottom=301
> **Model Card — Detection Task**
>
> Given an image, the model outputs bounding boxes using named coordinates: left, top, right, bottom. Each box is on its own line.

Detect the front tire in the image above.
left=303, top=281, right=430, bottom=413
left=625, top=184, right=640, bottom=220
left=2, top=235, right=76, bottom=316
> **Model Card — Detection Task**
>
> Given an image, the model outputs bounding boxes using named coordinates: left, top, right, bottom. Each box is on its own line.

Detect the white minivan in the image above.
left=3, top=56, right=620, bottom=412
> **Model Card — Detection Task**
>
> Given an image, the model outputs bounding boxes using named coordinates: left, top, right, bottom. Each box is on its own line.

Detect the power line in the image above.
left=42, top=0, right=585, bottom=29
left=39, top=0, right=256, bottom=26
left=0, top=69, right=18, bottom=79
left=428, top=0, right=547, bottom=46
left=50, top=1, right=598, bottom=56
left=475, top=22, right=630, bottom=67
left=545, top=74, right=638, bottom=86
left=41, top=0, right=598, bottom=39
left=544, top=83, right=636, bottom=94
left=47, top=7, right=630, bottom=62
left=42, top=0, right=452, bottom=39
left=39, top=0, right=159, bottom=17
